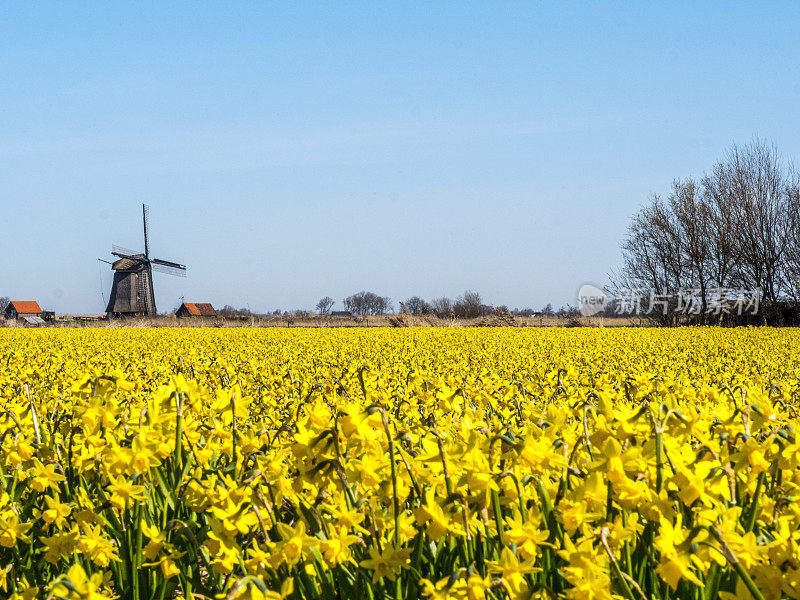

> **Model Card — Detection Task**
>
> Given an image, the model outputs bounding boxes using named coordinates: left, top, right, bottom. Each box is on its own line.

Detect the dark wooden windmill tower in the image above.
left=104, top=205, right=186, bottom=317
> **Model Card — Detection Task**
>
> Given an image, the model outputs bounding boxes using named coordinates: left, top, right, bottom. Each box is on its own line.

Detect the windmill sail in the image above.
left=112, top=244, right=139, bottom=256
left=143, top=204, right=150, bottom=259
left=152, top=263, right=187, bottom=277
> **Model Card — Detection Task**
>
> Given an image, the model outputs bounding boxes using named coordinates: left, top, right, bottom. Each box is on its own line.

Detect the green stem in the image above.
left=491, top=489, right=504, bottom=554
left=708, top=526, right=765, bottom=600
left=655, top=427, right=664, bottom=493
left=174, top=392, right=183, bottom=486
left=744, top=472, right=765, bottom=533
left=380, top=409, right=402, bottom=600
left=231, top=391, right=238, bottom=474
left=704, top=563, right=722, bottom=600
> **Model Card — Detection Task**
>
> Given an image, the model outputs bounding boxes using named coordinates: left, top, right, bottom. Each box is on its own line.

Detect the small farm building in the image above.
left=176, top=302, right=217, bottom=318
left=4, top=301, right=46, bottom=325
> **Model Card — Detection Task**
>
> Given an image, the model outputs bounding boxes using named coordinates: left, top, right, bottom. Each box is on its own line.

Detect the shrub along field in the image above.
left=0, top=327, right=797, bottom=600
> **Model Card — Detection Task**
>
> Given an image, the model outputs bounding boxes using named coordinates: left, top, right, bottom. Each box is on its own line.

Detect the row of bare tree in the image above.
left=402, top=291, right=498, bottom=319
left=616, top=138, right=800, bottom=324
left=315, top=291, right=497, bottom=318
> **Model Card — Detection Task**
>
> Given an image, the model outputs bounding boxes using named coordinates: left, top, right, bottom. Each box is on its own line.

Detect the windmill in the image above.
left=103, top=204, right=186, bottom=317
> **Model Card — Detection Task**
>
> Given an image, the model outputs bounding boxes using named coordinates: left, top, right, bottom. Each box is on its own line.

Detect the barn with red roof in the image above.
left=175, top=302, right=217, bottom=318
left=4, top=300, right=45, bottom=324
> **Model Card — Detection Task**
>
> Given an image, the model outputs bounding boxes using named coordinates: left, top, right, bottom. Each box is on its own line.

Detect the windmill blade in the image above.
left=151, top=257, right=186, bottom=270
left=151, top=256, right=187, bottom=277
left=112, top=251, right=146, bottom=262
left=112, top=244, right=139, bottom=256
left=152, top=263, right=187, bottom=277
left=143, top=204, right=150, bottom=259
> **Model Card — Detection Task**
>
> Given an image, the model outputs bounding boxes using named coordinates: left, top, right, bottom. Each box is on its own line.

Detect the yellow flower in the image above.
left=0, top=514, right=32, bottom=547
left=653, top=516, right=704, bottom=589
left=50, top=564, right=109, bottom=599
left=319, top=526, right=360, bottom=566
left=204, top=520, right=241, bottom=574
left=502, top=508, right=550, bottom=558
left=359, top=544, right=411, bottom=583
left=414, top=488, right=465, bottom=541
left=143, top=553, right=184, bottom=579
left=107, top=475, right=146, bottom=510
left=77, top=524, right=120, bottom=568
left=486, top=547, right=538, bottom=597
left=29, top=458, right=66, bottom=492
left=141, top=523, right=166, bottom=561
left=273, top=521, right=316, bottom=568
left=42, top=495, right=72, bottom=529
left=41, top=530, right=77, bottom=563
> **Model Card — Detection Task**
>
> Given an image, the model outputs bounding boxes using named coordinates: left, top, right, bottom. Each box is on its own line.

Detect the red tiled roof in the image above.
left=9, top=301, right=42, bottom=314
left=181, top=302, right=216, bottom=316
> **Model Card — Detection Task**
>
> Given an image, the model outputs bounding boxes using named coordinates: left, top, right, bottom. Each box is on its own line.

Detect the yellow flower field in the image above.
left=0, top=327, right=798, bottom=600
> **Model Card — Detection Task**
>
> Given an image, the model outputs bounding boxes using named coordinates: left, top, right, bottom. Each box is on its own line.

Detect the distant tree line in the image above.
left=309, top=291, right=551, bottom=319
left=306, top=291, right=578, bottom=319
left=616, top=138, right=800, bottom=324
left=186, top=294, right=587, bottom=321
left=398, top=292, right=575, bottom=319
left=0, top=292, right=587, bottom=323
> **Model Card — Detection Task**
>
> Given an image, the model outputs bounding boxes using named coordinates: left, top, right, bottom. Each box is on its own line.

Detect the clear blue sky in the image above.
left=2, top=3, right=799, bottom=314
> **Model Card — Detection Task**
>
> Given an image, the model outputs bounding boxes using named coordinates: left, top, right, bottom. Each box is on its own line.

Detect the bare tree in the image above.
left=670, top=178, right=712, bottom=319
left=453, top=290, right=489, bottom=318
left=613, top=195, right=693, bottom=325
left=403, top=296, right=431, bottom=315
left=702, top=163, right=740, bottom=293
left=316, top=296, right=335, bottom=315
left=373, top=295, right=392, bottom=315
left=343, top=291, right=393, bottom=315
left=784, top=167, right=800, bottom=301
left=430, top=297, right=453, bottom=319
left=218, top=305, right=252, bottom=317
left=0, top=297, right=9, bottom=315
left=724, top=139, right=790, bottom=305
left=617, top=138, right=798, bottom=325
